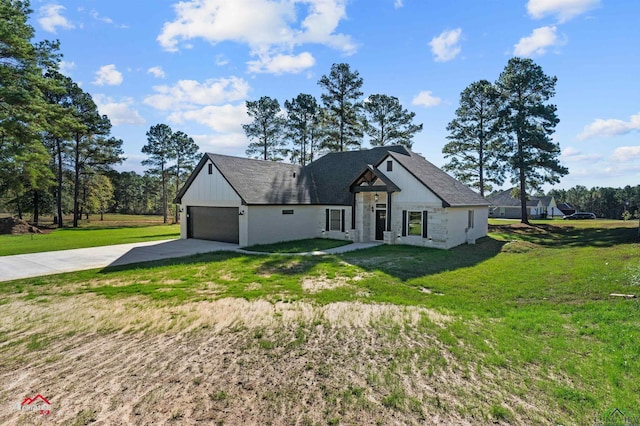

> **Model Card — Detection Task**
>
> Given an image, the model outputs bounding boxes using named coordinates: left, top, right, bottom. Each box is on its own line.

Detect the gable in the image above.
left=180, top=157, right=242, bottom=204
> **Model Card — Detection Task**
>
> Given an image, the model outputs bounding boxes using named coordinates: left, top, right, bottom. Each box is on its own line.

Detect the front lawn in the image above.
left=0, top=222, right=179, bottom=256
left=244, top=238, right=352, bottom=253
left=0, top=221, right=638, bottom=424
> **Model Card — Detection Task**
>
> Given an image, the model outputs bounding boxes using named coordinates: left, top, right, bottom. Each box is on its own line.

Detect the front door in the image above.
left=375, top=210, right=386, bottom=241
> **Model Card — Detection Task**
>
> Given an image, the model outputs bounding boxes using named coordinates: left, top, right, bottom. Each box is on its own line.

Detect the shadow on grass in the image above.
left=490, top=224, right=638, bottom=248
left=99, top=237, right=506, bottom=284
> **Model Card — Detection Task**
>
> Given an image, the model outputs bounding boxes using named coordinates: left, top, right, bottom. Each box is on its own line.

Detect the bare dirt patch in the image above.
left=0, top=296, right=550, bottom=425
left=0, top=217, right=42, bottom=235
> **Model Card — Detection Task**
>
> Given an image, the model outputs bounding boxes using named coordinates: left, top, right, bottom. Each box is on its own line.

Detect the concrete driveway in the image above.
left=0, top=239, right=240, bottom=282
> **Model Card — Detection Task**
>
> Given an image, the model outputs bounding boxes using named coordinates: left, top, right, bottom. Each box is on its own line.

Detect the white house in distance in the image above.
left=174, top=146, right=489, bottom=249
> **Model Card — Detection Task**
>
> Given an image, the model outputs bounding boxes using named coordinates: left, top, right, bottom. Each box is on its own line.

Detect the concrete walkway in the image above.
left=0, top=240, right=381, bottom=282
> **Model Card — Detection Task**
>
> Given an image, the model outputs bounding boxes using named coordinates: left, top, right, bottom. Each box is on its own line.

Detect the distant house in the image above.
left=486, top=189, right=565, bottom=219
left=556, top=202, right=575, bottom=216
left=175, top=146, right=489, bottom=249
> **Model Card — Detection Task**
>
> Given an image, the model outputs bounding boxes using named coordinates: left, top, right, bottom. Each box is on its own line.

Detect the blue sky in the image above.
left=30, top=0, right=640, bottom=191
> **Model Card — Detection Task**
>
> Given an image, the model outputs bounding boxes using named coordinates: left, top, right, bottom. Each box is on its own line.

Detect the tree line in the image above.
left=242, top=63, right=423, bottom=165
left=0, top=0, right=124, bottom=227
left=0, top=2, right=200, bottom=226
left=548, top=185, right=640, bottom=220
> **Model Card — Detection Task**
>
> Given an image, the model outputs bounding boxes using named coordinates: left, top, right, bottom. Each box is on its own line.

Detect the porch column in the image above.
left=351, top=192, right=356, bottom=229
left=386, top=192, right=392, bottom=231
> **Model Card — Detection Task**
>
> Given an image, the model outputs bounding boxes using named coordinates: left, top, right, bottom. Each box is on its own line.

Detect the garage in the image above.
left=186, top=206, right=239, bottom=243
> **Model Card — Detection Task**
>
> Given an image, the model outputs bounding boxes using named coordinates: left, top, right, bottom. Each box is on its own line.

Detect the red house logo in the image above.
left=17, top=394, right=51, bottom=415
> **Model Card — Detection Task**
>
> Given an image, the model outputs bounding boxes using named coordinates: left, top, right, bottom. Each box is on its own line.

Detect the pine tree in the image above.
left=363, top=94, right=423, bottom=148
left=285, top=94, right=319, bottom=166
left=243, top=96, right=287, bottom=161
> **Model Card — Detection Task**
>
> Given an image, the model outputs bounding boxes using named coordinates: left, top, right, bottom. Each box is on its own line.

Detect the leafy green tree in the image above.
left=442, top=80, right=504, bottom=197
left=243, top=96, right=287, bottom=161
left=363, top=94, right=423, bottom=148
left=169, top=130, right=199, bottom=222
left=85, top=173, right=114, bottom=221
left=285, top=93, right=319, bottom=166
left=317, top=63, right=364, bottom=152
left=495, top=57, right=568, bottom=224
left=142, top=124, right=174, bottom=223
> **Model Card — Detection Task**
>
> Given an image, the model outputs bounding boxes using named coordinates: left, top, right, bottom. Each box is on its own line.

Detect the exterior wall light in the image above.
left=374, top=193, right=379, bottom=202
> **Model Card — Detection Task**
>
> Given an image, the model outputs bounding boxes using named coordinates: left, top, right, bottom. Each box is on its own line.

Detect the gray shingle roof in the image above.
left=385, top=150, right=489, bottom=207
left=176, top=146, right=488, bottom=207
left=486, top=188, right=540, bottom=207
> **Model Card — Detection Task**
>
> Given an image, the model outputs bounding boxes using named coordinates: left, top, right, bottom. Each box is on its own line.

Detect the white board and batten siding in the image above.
left=179, top=160, right=242, bottom=240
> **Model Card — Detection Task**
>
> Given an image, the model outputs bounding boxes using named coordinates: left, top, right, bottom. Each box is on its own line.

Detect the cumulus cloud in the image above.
left=93, top=95, right=145, bottom=126
left=147, top=66, right=166, bottom=79
left=38, top=4, right=74, bottom=33
left=247, top=52, right=315, bottom=74
left=429, top=28, right=462, bottom=62
left=527, top=0, right=600, bottom=23
left=611, top=146, right=640, bottom=162
left=412, top=91, right=442, bottom=108
left=169, top=104, right=249, bottom=133
left=577, top=112, right=640, bottom=140
left=157, top=0, right=355, bottom=74
left=143, top=77, right=250, bottom=111
left=93, top=64, right=123, bottom=86
left=191, top=133, right=249, bottom=157
left=514, top=26, right=566, bottom=56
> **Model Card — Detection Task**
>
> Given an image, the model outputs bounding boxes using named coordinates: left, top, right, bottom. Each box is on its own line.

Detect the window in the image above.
left=330, top=209, right=341, bottom=231
left=282, top=209, right=294, bottom=215
left=468, top=210, right=475, bottom=229
left=387, top=160, right=393, bottom=172
left=208, top=163, right=213, bottom=175
left=376, top=203, right=387, bottom=209
left=408, top=211, right=422, bottom=236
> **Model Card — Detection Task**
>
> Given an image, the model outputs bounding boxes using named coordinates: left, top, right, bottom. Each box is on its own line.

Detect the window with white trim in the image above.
left=468, top=210, right=475, bottom=229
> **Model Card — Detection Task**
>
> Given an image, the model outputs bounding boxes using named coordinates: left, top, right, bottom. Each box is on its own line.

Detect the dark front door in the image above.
left=375, top=210, right=386, bottom=241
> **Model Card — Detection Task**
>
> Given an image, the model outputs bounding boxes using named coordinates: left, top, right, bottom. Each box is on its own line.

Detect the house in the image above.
left=487, top=189, right=565, bottom=219
left=174, top=146, right=489, bottom=249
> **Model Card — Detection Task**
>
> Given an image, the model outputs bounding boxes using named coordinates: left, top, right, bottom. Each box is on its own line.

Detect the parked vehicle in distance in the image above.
left=563, top=212, right=596, bottom=220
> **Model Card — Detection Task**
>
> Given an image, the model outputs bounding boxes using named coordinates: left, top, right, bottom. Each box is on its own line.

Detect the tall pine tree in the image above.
left=243, top=96, right=287, bottom=161
left=363, top=94, right=423, bottom=148
left=285, top=93, right=319, bottom=166
left=442, top=80, right=504, bottom=197
left=317, top=63, right=364, bottom=152
left=495, top=57, right=568, bottom=224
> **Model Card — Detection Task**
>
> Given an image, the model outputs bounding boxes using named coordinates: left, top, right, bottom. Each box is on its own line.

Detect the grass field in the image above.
left=0, top=214, right=179, bottom=256
left=0, top=220, right=638, bottom=424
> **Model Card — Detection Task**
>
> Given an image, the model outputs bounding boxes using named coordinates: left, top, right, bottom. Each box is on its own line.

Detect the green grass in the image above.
left=1, top=220, right=639, bottom=424
left=244, top=238, right=352, bottom=253
left=0, top=214, right=179, bottom=256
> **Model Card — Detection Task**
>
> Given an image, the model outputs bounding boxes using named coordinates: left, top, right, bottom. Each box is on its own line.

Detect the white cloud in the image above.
left=147, top=66, right=166, bottom=79
left=527, top=0, right=600, bottom=23
left=394, top=0, right=403, bottom=8
left=38, top=4, right=74, bottom=33
left=429, top=28, right=462, bottom=62
left=157, top=0, right=355, bottom=74
left=513, top=26, right=565, bottom=56
left=58, top=60, right=76, bottom=76
left=93, top=95, right=145, bottom=126
left=612, top=146, right=640, bottom=162
left=143, top=77, right=250, bottom=111
left=577, top=112, right=640, bottom=140
left=247, top=52, right=315, bottom=74
left=93, top=64, right=123, bottom=86
left=215, top=54, right=229, bottom=66
left=169, top=104, right=249, bottom=133
left=412, top=91, right=442, bottom=108
left=561, top=147, right=603, bottom=163
left=192, top=133, right=248, bottom=157
left=90, top=10, right=113, bottom=24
